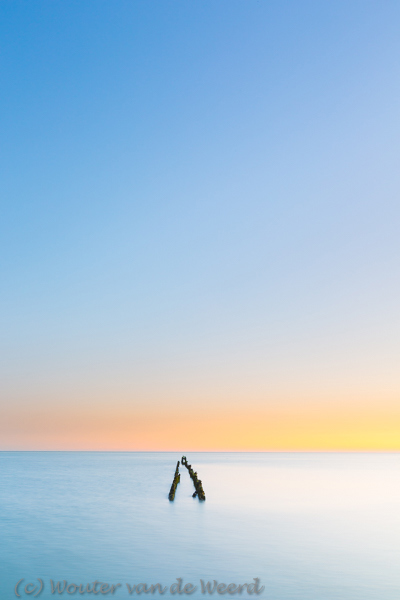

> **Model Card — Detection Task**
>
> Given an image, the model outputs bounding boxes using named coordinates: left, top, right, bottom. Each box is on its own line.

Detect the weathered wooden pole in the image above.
left=181, top=456, right=206, bottom=500
left=168, top=461, right=181, bottom=501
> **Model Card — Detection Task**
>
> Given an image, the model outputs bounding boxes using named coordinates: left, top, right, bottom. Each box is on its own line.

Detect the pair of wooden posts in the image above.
left=168, top=457, right=206, bottom=501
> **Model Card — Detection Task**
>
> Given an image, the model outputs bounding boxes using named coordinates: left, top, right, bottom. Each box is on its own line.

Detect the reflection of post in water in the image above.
left=181, top=456, right=206, bottom=501
left=168, top=461, right=181, bottom=501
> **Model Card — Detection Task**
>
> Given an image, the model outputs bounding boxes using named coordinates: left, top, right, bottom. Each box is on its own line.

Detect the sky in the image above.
left=1, top=0, right=400, bottom=450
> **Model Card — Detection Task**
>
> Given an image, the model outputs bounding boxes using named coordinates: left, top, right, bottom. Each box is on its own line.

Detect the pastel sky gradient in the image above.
left=1, top=1, right=400, bottom=450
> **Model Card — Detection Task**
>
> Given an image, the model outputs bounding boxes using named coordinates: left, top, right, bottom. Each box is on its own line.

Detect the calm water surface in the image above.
left=1, top=452, right=400, bottom=599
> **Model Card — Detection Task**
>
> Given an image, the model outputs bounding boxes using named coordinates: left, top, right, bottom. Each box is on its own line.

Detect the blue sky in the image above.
left=1, top=1, right=400, bottom=448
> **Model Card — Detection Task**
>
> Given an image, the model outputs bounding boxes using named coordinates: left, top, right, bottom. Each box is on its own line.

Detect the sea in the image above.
left=1, top=452, right=400, bottom=600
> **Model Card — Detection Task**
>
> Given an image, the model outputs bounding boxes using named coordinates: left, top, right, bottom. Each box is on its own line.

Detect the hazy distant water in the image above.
left=1, top=452, right=400, bottom=599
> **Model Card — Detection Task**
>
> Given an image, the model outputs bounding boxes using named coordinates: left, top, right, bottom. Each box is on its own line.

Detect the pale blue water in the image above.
left=1, top=453, right=400, bottom=599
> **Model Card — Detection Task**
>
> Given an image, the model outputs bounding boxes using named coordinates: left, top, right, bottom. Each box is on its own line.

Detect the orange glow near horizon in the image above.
left=2, top=401, right=400, bottom=451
